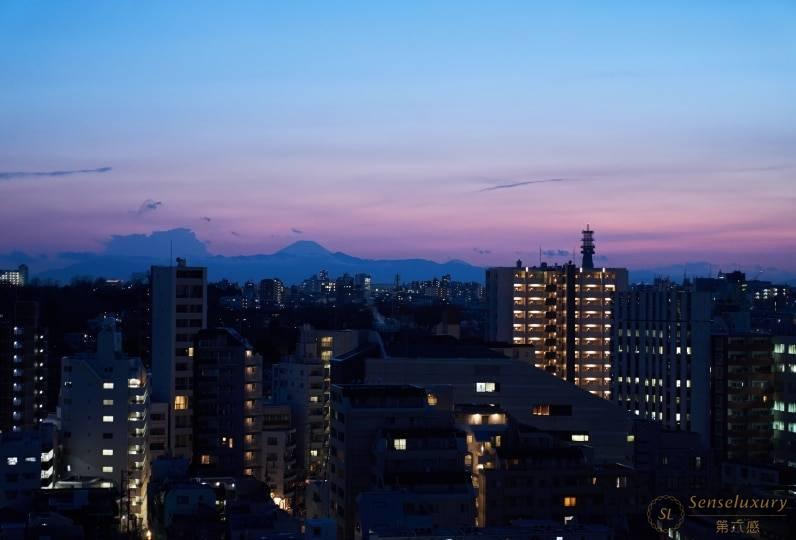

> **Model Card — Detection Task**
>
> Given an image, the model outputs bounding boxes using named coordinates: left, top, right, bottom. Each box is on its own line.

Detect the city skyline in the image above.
left=1, top=1, right=794, bottom=271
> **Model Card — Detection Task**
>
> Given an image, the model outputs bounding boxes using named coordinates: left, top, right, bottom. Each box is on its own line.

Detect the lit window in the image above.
left=571, top=433, right=589, bottom=442
left=102, top=466, right=114, bottom=473
left=627, top=434, right=635, bottom=442
left=200, top=455, right=211, bottom=465
left=103, top=382, right=114, bottom=389
left=427, top=393, right=438, bottom=406
left=476, top=382, right=497, bottom=393
left=102, top=416, right=114, bottom=423
left=393, top=438, right=407, bottom=450
left=563, top=496, right=577, bottom=507
left=103, top=399, right=114, bottom=406
left=7, top=457, right=18, bottom=466
left=310, top=449, right=319, bottom=457
left=174, top=395, right=188, bottom=410
left=102, top=449, right=114, bottom=456
left=532, top=405, right=550, bottom=416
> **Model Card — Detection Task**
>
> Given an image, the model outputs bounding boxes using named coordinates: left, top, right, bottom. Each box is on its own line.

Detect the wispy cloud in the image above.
left=473, top=247, right=491, bottom=255
left=542, top=249, right=571, bottom=257
left=291, top=227, right=304, bottom=234
left=0, top=166, right=112, bottom=181
left=230, top=231, right=241, bottom=237
left=479, top=178, right=572, bottom=192
left=135, top=199, right=162, bottom=215
left=201, top=216, right=212, bottom=222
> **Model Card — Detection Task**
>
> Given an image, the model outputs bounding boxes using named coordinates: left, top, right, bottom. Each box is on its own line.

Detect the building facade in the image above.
left=59, top=320, right=150, bottom=527
left=0, top=301, right=48, bottom=434
left=0, top=264, right=28, bottom=287
left=611, top=282, right=713, bottom=443
left=192, top=328, right=263, bottom=480
left=773, top=336, right=796, bottom=467
left=150, top=259, right=207, bottom=459
left=486, top=228, right=627, bottom=398
left=261, top=403, right=297, bottom=510
left=329, top=385, right=474, bottom=540
left=710, top=333, right=774, bottom=463
left=272, top=326, right=364, bottom=479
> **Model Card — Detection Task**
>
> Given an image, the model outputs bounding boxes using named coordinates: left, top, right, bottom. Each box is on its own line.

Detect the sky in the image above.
left=0, top=1, right=794, bottom=274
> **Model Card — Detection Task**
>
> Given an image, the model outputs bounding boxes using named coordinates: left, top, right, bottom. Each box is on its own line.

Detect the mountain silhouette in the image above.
left=19, top=229, right=485, bottom=284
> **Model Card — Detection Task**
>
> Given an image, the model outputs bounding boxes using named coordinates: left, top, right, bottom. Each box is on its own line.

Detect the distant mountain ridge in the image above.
left=21, top=231, right=487, bottom=284
left=2, top=229, right=794, bottom=285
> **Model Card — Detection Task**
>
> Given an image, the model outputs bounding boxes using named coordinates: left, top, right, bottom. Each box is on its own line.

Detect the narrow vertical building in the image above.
left=0, top=301, right=48, bottom=433
left=192, top=328, right=263, bottom=480
left=710, top=334, right=774, bottom=463
left=272, top=326, right=363, bottom=480
left=772, top=336, right=796, bottom=466
left=150, top=259, right=207, bottom=460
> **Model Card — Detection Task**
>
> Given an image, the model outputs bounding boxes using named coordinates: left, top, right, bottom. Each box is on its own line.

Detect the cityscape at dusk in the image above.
left=1, top=2, right=795, bottom=540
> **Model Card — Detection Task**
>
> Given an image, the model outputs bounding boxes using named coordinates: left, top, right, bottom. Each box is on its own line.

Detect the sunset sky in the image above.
left=1, top=1, right=794, bottom=272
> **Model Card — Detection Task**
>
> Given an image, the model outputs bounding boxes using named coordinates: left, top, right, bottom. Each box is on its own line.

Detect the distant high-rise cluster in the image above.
left=0, top=264, right=28, bottom=287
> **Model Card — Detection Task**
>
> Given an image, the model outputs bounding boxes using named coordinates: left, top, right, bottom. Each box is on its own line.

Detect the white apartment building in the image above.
left=59, top=320, right=151, bottom=528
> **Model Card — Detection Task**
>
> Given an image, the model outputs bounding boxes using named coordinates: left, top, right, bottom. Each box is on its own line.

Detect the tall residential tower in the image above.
left=486, top=228, right=627, bottom=398
left=150, top=259, right=207, bottom=459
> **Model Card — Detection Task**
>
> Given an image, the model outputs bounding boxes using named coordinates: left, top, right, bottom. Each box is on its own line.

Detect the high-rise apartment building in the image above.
left=772, top=336, right=796, bottom=467
left=0, top=301, right=48, bottom=433
left=59, top=320, right=150, bottom=528
left=150, top=259, right=207, bottom=459
left=262, top=403, right=297, bottom=511
left=272, top=326, right=363, bottom=479
left=710, top=334, right=774, bottom=463
left=260, top=278, right=285, bottom=308
left=611, top=282, right=713, bottom=443
left=192, top=328, right=263, bottom=479
left=0, top=264, right=28, bottom=286
left=486, top=227, right=627, bottom=398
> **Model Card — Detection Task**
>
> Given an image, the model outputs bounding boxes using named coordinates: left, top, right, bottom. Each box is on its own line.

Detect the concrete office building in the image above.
left=611, top=282, right=713, bottom=444
left=486, top=228, right=628, bottom=398
left=0, top=301, right=48, bottom=433
left=150, top=259, right=207, bottom=459
left=773, top=336, right=796, bottom=467
left=59, top=320, right=150, bottom=527
left=192, top=328, right=263, bottom=480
